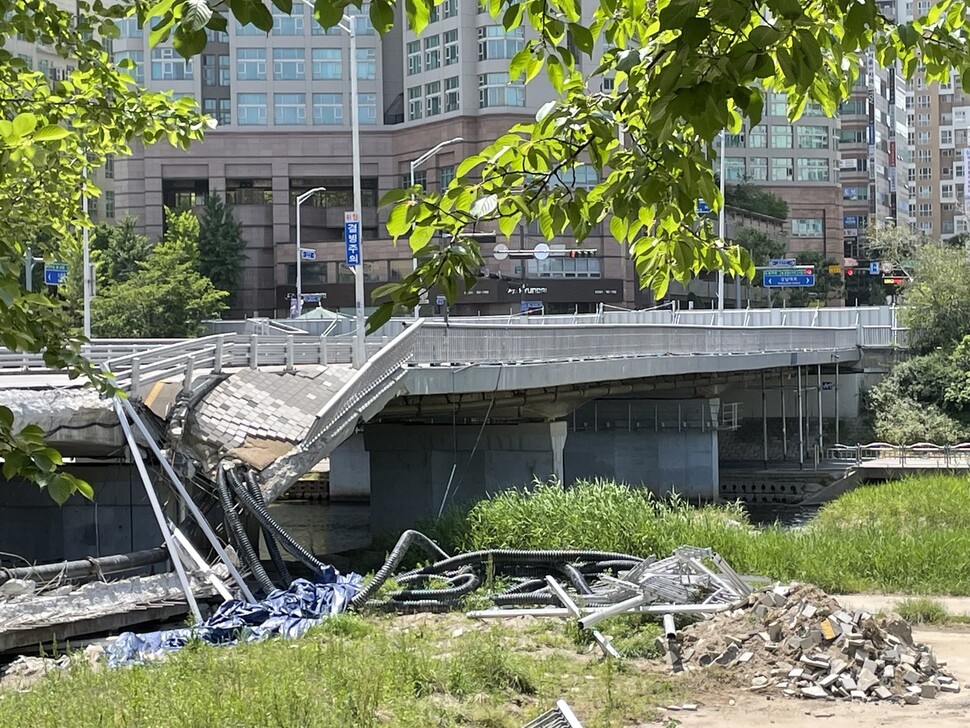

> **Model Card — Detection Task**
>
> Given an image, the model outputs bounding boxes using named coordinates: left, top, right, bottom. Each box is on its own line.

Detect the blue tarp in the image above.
left=107, top=573, right=362, bottom=667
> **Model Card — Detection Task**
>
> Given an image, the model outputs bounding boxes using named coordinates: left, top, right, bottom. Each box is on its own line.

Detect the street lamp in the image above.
left=717, top=131, right=726, bottom=326
left=300, top=0, right=365, bottom=367
left=295, top=186, right=326, bottom=317
left=409, top=136, right=464, bottom=319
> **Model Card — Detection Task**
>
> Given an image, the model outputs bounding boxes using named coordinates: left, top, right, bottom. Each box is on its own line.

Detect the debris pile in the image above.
left=671, top=583, right=961, bottom=703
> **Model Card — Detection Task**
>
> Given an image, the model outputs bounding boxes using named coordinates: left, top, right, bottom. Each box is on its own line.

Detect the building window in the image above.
left=477, top=25, right=525, bottom=60
left=206, top=28, right=229, bottom=42
left=117, top=17, right=143, bottom=38
left=837, top=128, right=866, bottom=144
left=804, top=101, right=825, bottom=116
left=770, top=125, right=792, bottom=148
left=770, top=157, right=793, bottom=181
left=918, top=185, right=932, bottom=199
left=917, top=112, right=930, bottom=126
left=724, top=157, right=745, bottom=181
left=151, top=48, right=193, bottom=80
left=917, top=94, right=931, bottom=108
left=113, top=50, right=144, bottom=84
left=748, top=125, right=767, bottom=148
left=796, top=158, right=829, bottom=182
left=203, top=98, right=231, bottom=125
left=273, top=48, right=305, bottom=80
left=918, top=203, right=933, bottom=216
left=917, top=131, right=931, bottom=144
left=104, top=156, right=114, bottom=179
left=479, top=72, right=524, bottom=108
left=918, top=166, right=932, bottom=180
left=408, top=85, right=423, bottom=120
left=768, top=92, right=787, bottom=116
left=312, top=93, right=343, bottom=125
left=426, top=80, right=441, bottom=116
left=749, top=157, right=768, bottom=181
left=311, top=20, right=342, bottom=36
left=105, top=190, right=115, bottom=219
left=527, top=257, right=602, bottom=278
left=444, top=29, right=459, bottom=65
left=226, top=178, right=273, bottom=205
left=796, top=125, right=828, bottom=149
left=724, top=133, right=745, bottom=148
left=941, top=129, right=954, bottom=145
left=272, top=5, right=304, bottom=35
left=407, top=40, right=422, bottom=75
left=356, top=48, right=376, bottom=80
left=358, top=92, right=377, bottom=124
left=311, top=48, right=342, bottom=80
left=843, top=186, right=869, bottom=200
left=918, top=148, right=931, bottom=162
left=445, top=76, right=460, bottom=112
left=443, top=0, right=458, bottom=17
left=274, top=93, right=306, bottom=125
left=439, top=164, right=456, bottom=188
left=237, top=93, right=268, bottom=125
left=202, top=53, right=230, bottom=86
left=791, top=218, right=823, bottom=237
left=236, top=20, right=266, bottom=36
left=236, top=48, right=266, bottom=81
left=425, top=34, right=441, bottom=70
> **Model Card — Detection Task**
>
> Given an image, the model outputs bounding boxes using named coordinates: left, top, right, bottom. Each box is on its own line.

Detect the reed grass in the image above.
left=426, top=476, right=970, bottom=595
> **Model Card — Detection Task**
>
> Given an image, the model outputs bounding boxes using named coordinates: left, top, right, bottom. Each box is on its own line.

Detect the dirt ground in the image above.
left=663, top=626, right=970, bottom=727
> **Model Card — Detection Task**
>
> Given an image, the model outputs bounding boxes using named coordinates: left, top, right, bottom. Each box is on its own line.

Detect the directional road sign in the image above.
left=697, top=199, right=711, bottom=214
left=769, top=258, right=797, bottom=267
left=762, top=267, right=815, bottom=287
left=344, top=211, right=361, bottom=266
left=44, top=262, right=68, bottom=286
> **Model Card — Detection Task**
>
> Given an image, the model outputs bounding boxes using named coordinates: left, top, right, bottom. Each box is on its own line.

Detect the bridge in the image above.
left=0, top=306, right=903, bottom=535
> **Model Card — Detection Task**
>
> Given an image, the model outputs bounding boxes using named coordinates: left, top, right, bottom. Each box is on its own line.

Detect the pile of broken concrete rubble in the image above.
left=671, top=582, right=961, bottom=703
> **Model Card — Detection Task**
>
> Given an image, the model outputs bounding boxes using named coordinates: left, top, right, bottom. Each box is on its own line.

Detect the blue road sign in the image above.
left=302, top=293, right=322, bottom=303
left=697, top=199, right=711, bottom=214
left=869, top=261, right=880, bottom=275
left=763, top=272, right=815, bottom=287
left=300, top=248, right=316, bottom=260
left=435, top=295, right=446, bottom=306
left=769, top=258, right=797, bottom=267
left=44, top=262, right=68, bottom=286
left=344, top=220, right=361, bottom=266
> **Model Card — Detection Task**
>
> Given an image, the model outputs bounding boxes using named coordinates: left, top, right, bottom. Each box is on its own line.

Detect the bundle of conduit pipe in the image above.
left=216, top=461, right=648, bottom=612
left=351, top=529, right=648, bottom=613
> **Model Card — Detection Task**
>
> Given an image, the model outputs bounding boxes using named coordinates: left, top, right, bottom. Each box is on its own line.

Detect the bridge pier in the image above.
left=364, top=421, right=567, bottom=535
left=562, top=399, right=720, bottom=501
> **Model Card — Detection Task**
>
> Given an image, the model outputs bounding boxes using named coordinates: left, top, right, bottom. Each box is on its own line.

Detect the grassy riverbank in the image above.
left=0, top=614, right=682, bottom=728
left=428, top=475, right=970, bottom=595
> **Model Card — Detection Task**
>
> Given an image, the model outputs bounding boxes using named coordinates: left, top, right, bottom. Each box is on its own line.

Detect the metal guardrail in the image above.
left=409, top=322, right=858, bottom=365
left=827, top=442, right=970, bottom=468
left=300, top=321, right=425, bottom=452
left=0, top=339, right=187, bottom=371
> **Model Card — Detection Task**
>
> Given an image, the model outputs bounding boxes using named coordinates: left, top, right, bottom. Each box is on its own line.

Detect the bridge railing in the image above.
left=410, top=322, right=858, bottom=364
left=826, top=442, right=970, bottom=468
left=0, top=339, right=187, bottom=371
left=301, top=321, right=425, bottom=452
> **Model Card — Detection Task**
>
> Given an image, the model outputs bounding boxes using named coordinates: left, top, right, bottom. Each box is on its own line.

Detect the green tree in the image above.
left=92, top=209, right=228, bottom=338
left=197, top=194, right=246, bottom=309
left=725, top=183, right=789, bottom=219
left=93, top=216, right=153, bottom=287
left=733, top=227, right=785, bottom=267
left=0, top=3, right=210, bottom=502
left=900, top=241, right=970, bottom=354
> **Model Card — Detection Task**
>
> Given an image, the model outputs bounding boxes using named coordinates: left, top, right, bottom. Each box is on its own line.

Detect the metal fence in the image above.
left=827, top=442, right=970, bottom=468
left=409, top=322, right=858, bottom=365
left=0, top=339, right=186, bottom=371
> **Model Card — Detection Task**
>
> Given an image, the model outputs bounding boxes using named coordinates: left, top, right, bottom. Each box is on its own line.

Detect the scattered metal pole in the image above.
left=120, top=397, right=256, bottom=603
left=816, top=364, right=823, bottom=453
left=781, top=374, right=788, bottom=460
left=113, top=398, right=202, bottom=623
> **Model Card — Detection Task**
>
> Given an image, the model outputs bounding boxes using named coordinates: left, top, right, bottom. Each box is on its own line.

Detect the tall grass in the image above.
left=426, top=476, right=970, bottom=595
left=0, top=615, right=683, bottom=728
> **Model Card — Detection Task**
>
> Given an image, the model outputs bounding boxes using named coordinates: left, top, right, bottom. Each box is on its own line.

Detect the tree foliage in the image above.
left=92, top=209, right=228, bottom=338
left=0, top=1, right=211, bottom=501
left=197, top=194, right=247, bottom=309
left=733, top=226, right=785, bottom=267
left=92, top=216, right=153, bottom=287
left=725, top=183, right=789, bottom=220
left=145, top=0, right=970, bottom=330
left=899, top=240, right=970, bottom=354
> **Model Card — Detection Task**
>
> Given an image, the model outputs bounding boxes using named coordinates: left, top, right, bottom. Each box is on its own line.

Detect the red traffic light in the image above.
left=845, top=268, right=854, bottom=277
left=569, top=249, right=596, bottom=258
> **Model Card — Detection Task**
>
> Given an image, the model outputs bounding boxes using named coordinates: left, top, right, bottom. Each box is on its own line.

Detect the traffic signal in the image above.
left=845, top=268, right=854, bottom=277
left=569, top=249, right=596, bottom=258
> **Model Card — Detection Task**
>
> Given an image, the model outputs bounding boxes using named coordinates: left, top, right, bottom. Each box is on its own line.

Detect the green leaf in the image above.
left=0, top=405, right=12, bottom=430
left=569, top=24, right=594, bottom=55
left=609, top=215, right=628, bottom=243
left=182, top=0, right=213, bottom=31
left=12, top=113, right=38, bottom=137
left=74, top=477, right=95, bottom=501
left=546, top=56, right=564, bottom=92
left=33, top=124, right=70, bottom=142
left=47, top=473, right=74, bottom=506
left=509, top=47, right=531, bottom=82
left=173, top=27, right=208, bottom=57
left=386, top=203, right=412, bottom=238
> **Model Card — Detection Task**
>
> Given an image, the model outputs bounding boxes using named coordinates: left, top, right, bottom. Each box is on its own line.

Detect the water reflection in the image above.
left=744, top=503, right=821, bottom=529
left=264, top=501, right=371, bottom=557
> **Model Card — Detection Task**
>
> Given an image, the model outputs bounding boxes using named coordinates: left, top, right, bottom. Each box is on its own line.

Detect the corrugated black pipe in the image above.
left=219, top=466, right=276, bottom=593
left=244, top=469, right=292, bottom=586
left=0, top=547, right=169, bottom=586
